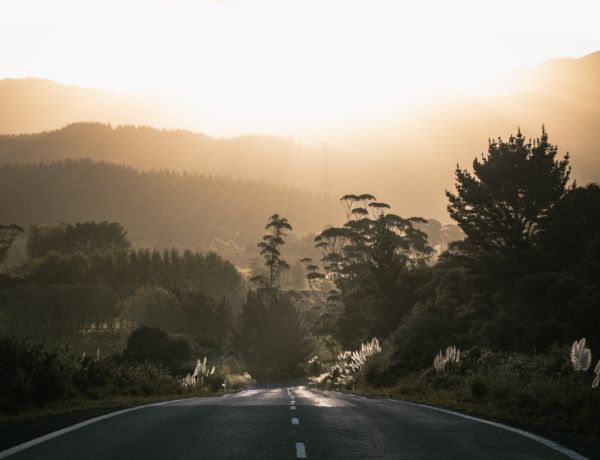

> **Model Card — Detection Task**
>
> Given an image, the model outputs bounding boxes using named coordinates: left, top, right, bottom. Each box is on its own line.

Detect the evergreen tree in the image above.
left=234, top=214, right=310, bottom=377
left=253, top=214, right=292, bottom=289
left=446, top=128, right=570, bottom=263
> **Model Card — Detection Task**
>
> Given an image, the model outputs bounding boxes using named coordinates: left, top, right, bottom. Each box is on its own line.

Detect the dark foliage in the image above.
left=233, top=289, right=311, bottom=378
left=124, top=326, right=191, bottom=365
left=25, top=247, right=243, bottom=300
left=378, top=129, right=600, bottom=378
left=0, top=159, right=337, bottom=245
left=27, top=222, right=130, bottom=260
left=447, top=128, right=570, bottom=266
left=309, top=194, right=433, bottom=345
left=0, top=334, right=181, bottom=413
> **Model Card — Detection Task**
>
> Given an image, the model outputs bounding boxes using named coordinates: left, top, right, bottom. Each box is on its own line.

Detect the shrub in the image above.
left=0, top=335, right=74, bottom=412
left=124, top=327, right=190, bottom=366
left=469, top=376, right=488, bottom=399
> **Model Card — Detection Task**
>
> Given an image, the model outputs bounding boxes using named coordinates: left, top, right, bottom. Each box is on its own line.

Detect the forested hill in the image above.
left=1, top=53, right=600, bottom=222
left=0, top=122, right=333, bottom=189
left=0, top=159, right=340, bottom=247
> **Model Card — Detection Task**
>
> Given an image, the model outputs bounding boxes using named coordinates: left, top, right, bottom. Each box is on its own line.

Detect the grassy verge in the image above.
left=327, top=375, right=600, bottom=458
left=0, top=389, right=228, bottom=425
left=0, top=388, right=238, bottom=452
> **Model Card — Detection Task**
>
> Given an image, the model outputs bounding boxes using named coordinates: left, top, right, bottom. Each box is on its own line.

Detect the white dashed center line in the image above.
left=290, top=405, right=296, bottom=410
left=291, top=417, right=299, bottom=425
left=296, top=442, right=307, bottom=458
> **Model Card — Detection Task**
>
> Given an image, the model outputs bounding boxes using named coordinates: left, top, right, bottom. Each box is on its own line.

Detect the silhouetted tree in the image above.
left=311, top=194, right=432, bottom=343
left=235, top=215, right=310, bottom=377
left=538, top=183, right=600, bottom=270
left=233, top=290, right=310, bottom=377
left=253, top=214, right=292, bottom=289
left=446, top=127, right=570, bottom=264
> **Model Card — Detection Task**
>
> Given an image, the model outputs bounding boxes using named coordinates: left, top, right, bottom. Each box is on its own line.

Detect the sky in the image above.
left=2, top=0, right=600, bottom=136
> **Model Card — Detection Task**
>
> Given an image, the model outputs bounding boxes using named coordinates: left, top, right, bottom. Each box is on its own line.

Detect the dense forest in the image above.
left=0, top=159, right=339, bottom=249
left=1, top=128, right=599, bottom=437
left=0, top=158, right=462, bottom=268
left=297, top=129, right=600, bottom=435
left=1, top=222, right=243, bottom=336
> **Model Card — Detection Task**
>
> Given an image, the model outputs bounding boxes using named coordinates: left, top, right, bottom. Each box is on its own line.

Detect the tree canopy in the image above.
left=446, top=128, right=570, bottom=263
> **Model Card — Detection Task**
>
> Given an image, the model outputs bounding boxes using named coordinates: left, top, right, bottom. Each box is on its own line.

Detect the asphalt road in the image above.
left=0, top=386, right=587, bottom=459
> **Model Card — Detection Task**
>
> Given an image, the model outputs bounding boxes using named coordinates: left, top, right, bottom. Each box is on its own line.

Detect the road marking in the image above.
left=388, top=399, right=587, bottom=460
left=222, top=393, right=232, bottom=398
left=291, top=417, right=299, bottom=425
left=295, top=442, right=307, bottom=458
left=0, top=396, right=194, bottom=459
left=290, top=405, right=296, bottom=410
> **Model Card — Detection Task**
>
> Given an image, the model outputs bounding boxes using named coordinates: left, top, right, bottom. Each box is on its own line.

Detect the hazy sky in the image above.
left=2, top=0, right=600, bottom=135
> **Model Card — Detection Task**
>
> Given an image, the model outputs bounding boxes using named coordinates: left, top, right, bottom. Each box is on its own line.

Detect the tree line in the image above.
left=1, top=127, right=598, bottom=384
left=0, top=222, right=243, bottom=340
left=0, top=158, right=339, bottom=247
left=232, top=127, right=600, bottom=379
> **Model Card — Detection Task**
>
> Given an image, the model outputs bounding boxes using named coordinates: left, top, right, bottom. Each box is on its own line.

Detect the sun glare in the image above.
left=1, top=0, right=600, bottom=136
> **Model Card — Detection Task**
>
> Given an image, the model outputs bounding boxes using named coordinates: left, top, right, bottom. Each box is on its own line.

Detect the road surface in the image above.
left=0, top=386, right=587, bottom=459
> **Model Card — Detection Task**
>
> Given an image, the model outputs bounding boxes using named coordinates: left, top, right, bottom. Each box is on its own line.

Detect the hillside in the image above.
left=0, top=78, right=185, bottom=134
left=0, top=160, right=341, bottom=256
left=0, top=123, right=335, bottom=191
left=1, top=52, right=599, bottom=220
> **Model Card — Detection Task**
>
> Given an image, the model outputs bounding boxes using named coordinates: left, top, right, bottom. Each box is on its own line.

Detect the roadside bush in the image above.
left=0, top=333, right=182, bottom=413
left=468, top=376, right=488, bottom=399
left=124, top=326, right=191, bottom=367
left=0, top=335, right=75, bottom=412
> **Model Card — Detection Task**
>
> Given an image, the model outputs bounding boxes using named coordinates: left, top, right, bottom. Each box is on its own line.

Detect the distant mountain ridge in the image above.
left=1, top=51, right=599, bottom=221
left=0, top=122, right=324, bottom=183
left=0, top=78, right=187, bottom=135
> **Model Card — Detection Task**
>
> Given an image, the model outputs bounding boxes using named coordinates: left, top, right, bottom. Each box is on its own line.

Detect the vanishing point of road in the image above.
left=0, top=385, right=587, bottom=459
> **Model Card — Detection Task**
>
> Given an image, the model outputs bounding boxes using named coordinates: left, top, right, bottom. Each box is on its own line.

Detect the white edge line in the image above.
left=295, top=442, right=307, bottom=458
left=387, top=399, right=588, bottom=460
left=0, top=396, right=197, bottom=459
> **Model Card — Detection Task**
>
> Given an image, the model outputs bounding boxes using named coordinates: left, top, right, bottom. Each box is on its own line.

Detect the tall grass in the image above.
left=309, top=338, right=382, bottom=386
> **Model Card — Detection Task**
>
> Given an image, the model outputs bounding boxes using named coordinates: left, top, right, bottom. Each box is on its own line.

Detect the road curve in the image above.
left=0, top=386, right=587, bottom=459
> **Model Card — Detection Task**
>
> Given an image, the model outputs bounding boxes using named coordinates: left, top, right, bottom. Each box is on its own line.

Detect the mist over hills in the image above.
left=0, top=78, right=187, bottom=135
left=0, top=160, right=340, bottom=252
left=1, top=51, right=599, bottom=221
left=0, top=123, right=335, bottom=192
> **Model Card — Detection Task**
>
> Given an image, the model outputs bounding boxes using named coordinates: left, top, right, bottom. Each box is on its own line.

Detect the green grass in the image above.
left=337, top=372, right=600, bottom=441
